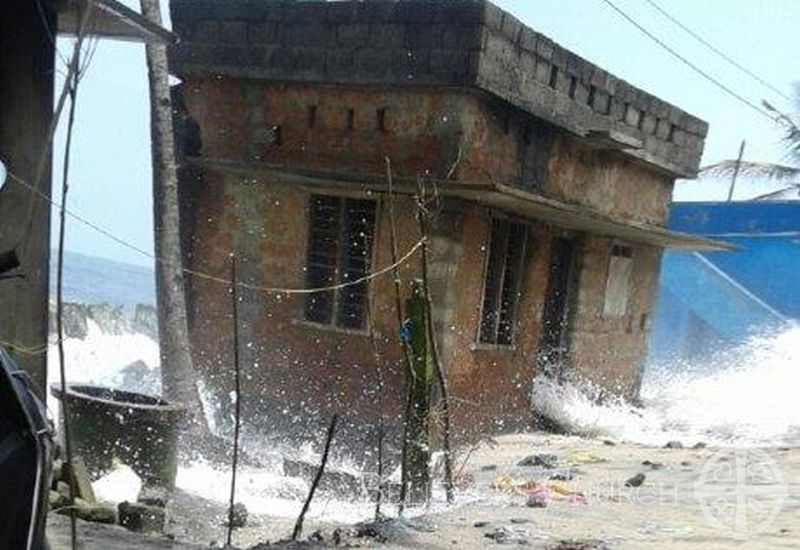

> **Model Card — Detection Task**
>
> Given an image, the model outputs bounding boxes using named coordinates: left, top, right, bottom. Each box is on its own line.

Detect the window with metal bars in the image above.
left=478, top=219, right=529, bottom=346
left=304, top=195, right=376, bottom=330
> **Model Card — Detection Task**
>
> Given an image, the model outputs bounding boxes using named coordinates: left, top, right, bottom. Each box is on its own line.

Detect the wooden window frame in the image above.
left=304, top=194, right=377, bottom=331
left=477, top=217, right=529, bottom=347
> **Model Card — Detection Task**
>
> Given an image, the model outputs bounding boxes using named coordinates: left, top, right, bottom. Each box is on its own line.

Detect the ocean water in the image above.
left=532, top=323, right=800, bottom=448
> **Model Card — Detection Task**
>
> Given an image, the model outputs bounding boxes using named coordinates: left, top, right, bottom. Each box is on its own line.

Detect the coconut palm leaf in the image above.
left=700, top=160, right=800, bottom=181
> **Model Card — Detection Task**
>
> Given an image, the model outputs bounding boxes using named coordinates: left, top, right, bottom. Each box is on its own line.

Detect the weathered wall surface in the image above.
left=569, top=237, right=662, bottom=398
left=0, top=0, right=56, bottom=394
left=178, top=77, right=663, bottom=443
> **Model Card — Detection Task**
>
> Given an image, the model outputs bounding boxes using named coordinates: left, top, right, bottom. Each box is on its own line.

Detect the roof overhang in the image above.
left=189, top=158, right=734, bottom=252
left=58, top=0, right=176, bottom=44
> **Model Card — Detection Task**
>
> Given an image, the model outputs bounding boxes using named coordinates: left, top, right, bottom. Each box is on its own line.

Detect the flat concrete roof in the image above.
left=169, top=0, right=708, bottom=178
left=58, top=0, right=176, bottom=44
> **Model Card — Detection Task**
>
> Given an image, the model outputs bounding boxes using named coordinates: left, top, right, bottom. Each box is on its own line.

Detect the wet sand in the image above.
left=48, top=433, right=799, bottom=549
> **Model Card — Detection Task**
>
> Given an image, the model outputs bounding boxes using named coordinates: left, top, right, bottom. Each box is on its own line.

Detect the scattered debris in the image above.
left=680, top=461, right=692, bottom=467
left=564, top=451, right=606, bottom=465
left=510, top=518, right=531, bottom=524
left=692, top=442, right=707, bottom=449
left=664, top=441, right=683, bottom=449
left=518, top=453, right=558, bottom=468
left=118, top=501, right=166, bottom=533
left=602, top=440, right=616, bottom=446
left=548, top=539, right=611, bottom=550
left=62, top=455, right=96, bottom=503
left=283, top=458, right=362, bottom=499
left=474, top=521, right=491, bottom=528
left=625, top=473, right=646, bottom=487
left=526, top=493, right=548, bottom=508
left=481, top=464, right=499, bottom=471
left=485, top=526, right=530, bottom=545
left=642, top=460, right=663, bottom=470
left=227, top=502, right=248, bottom=528
left=138, top=485, right=168, bottom=508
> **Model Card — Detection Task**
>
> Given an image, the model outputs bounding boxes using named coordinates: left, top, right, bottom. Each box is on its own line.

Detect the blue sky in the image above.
left=52, top=0, right=799, bottom=267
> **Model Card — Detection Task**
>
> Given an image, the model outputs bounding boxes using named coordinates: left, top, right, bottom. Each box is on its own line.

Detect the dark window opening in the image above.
left=376, top=107, right=387, bottom=132
left=548, top=65, right=559, bottom=89
left=304, top=195, right=376, bottom=330
left=568, top=76, right=577, bottom=99
left=668, top=123, right=677, bottom=142
left=587, top=85, right=596, bottom=108
left=307, top=105, right=318, bottom=129
left=479, top=219, right=529, bottom=346
left=346, top=108, right=355, bottom=131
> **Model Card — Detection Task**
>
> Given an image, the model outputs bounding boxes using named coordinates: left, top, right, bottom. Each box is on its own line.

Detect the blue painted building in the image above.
left=649, top=201, right=799, bottom=364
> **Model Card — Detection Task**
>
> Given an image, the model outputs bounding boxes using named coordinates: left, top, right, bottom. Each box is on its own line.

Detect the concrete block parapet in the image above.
left=169, top=0, right=707, bottom=177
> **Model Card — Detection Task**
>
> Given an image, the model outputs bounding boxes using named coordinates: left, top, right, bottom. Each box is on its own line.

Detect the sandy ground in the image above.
left=48, top=433, right=800, bottom=549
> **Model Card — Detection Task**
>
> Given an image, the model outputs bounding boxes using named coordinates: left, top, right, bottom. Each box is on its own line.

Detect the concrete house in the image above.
left=168, top=0, right=724, bottom=446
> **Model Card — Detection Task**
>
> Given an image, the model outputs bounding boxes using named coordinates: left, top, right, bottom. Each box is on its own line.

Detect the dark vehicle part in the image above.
left=0, top=348, right=53, bottom=550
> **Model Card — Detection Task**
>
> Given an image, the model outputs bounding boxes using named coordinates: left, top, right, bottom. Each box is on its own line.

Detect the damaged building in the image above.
left=168, top=0, right=725, bottom=447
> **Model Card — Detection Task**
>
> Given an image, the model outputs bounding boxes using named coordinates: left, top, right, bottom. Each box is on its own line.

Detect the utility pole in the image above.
left=140, top=0, right=205, bottom=429
left=727, top=140, right=746, bottom=202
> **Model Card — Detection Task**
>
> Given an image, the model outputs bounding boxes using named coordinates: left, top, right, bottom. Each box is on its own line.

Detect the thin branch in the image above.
left=56, top=41, right=84, bottom=550
left=226, top=255, right=242, bottom=547
left=385, top=158, right=417, bottom=514
left=292, top=414, right=339, bottom=541
left=414, top=178, right=455, bottom=504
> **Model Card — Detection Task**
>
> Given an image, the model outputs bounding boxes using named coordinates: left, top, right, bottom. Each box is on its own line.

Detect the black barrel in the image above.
left=50, top=384, right=185, bottom=489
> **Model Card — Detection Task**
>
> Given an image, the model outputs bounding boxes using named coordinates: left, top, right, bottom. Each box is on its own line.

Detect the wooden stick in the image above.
left=292, top=414, right=339, bottom=540
left=226, top=255, right=242, bottom=547
left=55, top=32, right=87, bottom=550
left=385, top=158, right=417, bottom=513
left=415, top=178, right=455, bottom=504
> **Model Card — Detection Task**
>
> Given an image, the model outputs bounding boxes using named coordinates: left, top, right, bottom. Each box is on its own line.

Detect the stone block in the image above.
left=655, top=117, right=671, bottom=140
left=63, top=456, right=95, bottom=504
left=371, top=24, right=406, bottom=48
left=355, top=48, right=394, bottom=80
left=437, top=1, right=484, bottom=24
left=395, top=1, right=439, bottom=23
left=249, top=21, right=280, bottom=44
left=405, top=23, right=443, bottom=49
left=359, top=1, right=396, bottom=23
left=624, top=104, right=641, bottom=127
left=429, top=49, right=469, bottom=75
left=337, top=23, right=371, bottom=47
left=119, top=501, right=166, bottom=534
left=519, top=27, right=538, bottom=53
left=194, top=20, right=220, bottom=42
left=327, top=48, right=356, bottom=76
left=483, top=2, right=505, bottom=31
left=500, top=12, right=522, bottom=43
left=640, top=113, right=657, bottom=135
left=285, top=2, right=328, bottom=23
left=392, top=48, right=430, bottom=80
left=284, top=22, right=333, bottom=47
left=536, top=35, right=554, bottom=60
left=442, top=24, right=481, bottom=49
left=220, top=21, right=247, bottom=44
left=327, top=1, right=359, bottom=23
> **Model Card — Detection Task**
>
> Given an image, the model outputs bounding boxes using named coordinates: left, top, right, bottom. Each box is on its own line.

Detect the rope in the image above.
left=3, top=169, right=425, bottom=352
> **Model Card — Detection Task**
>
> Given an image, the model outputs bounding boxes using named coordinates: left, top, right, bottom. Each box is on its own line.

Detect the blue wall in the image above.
left=649, top=201, right=799, bottom=364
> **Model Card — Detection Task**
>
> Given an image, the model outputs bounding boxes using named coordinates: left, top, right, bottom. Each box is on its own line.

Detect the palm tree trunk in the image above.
left=140, top=0, right=204, bottom=428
